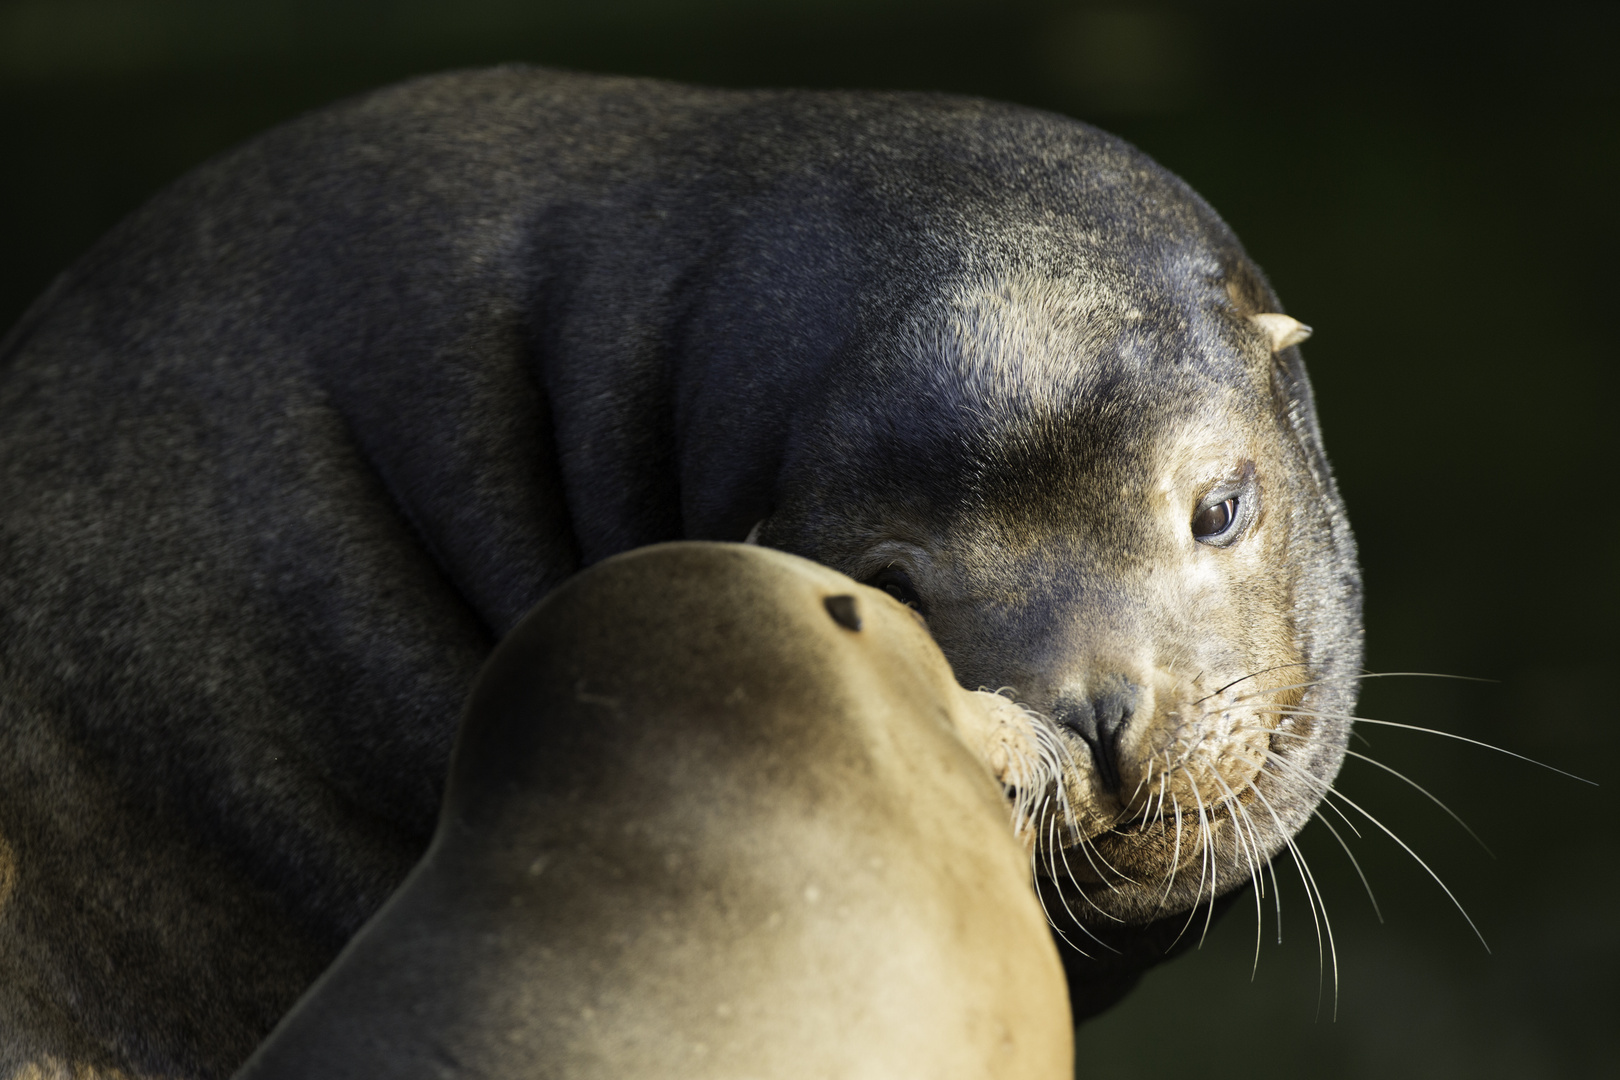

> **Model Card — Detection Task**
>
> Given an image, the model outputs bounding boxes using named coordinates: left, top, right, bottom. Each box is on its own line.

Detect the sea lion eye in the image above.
left=1191, top=497, right=1239, bottom=543
left=869, top=567, right=925, bottom=613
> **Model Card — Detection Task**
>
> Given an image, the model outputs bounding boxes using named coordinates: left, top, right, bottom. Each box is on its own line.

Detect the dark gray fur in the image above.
left=0, top=66, right=1360, bottom=1076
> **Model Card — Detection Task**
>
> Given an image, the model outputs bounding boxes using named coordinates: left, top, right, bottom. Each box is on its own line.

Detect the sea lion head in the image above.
left=756, top=205, right=1362, bottom=925
left=236, top=542, right=1074, bottom=1079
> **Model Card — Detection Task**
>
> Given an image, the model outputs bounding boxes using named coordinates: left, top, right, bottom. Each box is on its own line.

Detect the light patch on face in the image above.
left=1153, top=395, right=1257, bottom=492
left=1151, top=363, right=1270, bottom=481
left=899, top=272, right=1139, bottom=419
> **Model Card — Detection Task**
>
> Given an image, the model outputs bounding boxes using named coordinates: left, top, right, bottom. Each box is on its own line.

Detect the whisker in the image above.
left=1060, top=839, right=1129, bottom=923
left=1042, top=818, right=1122, bottom=947
left=1290, top=834, right=1337, bottom=1020
left=1154, top=792, right=1185, bottom=913
left=1256, top=744, right=1362, bottom=838
left=1152, top=761, right=1171, bottom=829
left=1209, top=770, right=1267, bottom=978
left=1065, top=829, right=1124, bottom=896
left=1057, top=812, right=1143, bottom=888
left=1128, top=754, right=1160, bottom=831
left=1255, top=707, right=1594, bottom=786
left=1029, top=849, right=1093, bottom=959
left=1047, top=815, right=1125, bottom=928
left=1191, top=773, right=1221, bottom=951
left=1309, top=806, right=1382, bottom=923
left=1167, top=786, right=1213, bottom=954
left=1232, top=671, right=1497, bottom=703
left=1242, top=783, right=1286, bottom=945
left=1211, top=773, right=1266, bottom=899
left=1270, top=725, right=1483, bottom=854
left=1348, top=717, right=1592, bottom=785
left=1353, top=671, right=1498, bottom=684
left=1342, top=749, right=1493, bottom=856
left=1251, top=781, right=1337, bottom=1018
left=1320, top=785, right=1490, bottom=952
left=1126, top=751, right=1157, bottom=812
left=1193, top=662, right=1314, bottom=706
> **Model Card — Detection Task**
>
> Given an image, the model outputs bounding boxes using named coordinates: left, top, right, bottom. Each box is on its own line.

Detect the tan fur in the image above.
left=236, top=543, right=1073, bottom=1079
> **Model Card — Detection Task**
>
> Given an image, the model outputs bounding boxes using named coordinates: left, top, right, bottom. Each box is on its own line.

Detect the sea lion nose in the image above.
left=1052, top=680, right=1140, bottom=794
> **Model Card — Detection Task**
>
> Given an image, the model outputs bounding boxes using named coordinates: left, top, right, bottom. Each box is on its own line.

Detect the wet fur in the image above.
left=0, top=66, right=1360, bottom=1076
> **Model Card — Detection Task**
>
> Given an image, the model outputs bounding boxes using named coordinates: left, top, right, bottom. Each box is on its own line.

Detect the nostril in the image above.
left=1052, top=682, right=1139, bottom=795
left=1052, top=697, right=1095, bottom=741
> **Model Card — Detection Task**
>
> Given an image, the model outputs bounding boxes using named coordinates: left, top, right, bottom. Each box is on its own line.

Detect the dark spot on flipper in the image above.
left=824, top=594, right=862, bottom=631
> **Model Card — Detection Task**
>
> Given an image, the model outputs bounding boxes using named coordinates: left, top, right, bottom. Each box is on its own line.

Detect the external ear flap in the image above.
left=1252, top=312, right=1312, bottom=352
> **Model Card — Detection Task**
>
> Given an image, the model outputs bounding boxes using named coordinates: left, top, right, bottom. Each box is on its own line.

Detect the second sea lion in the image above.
left=234, top=542, right=1072, bottom=1079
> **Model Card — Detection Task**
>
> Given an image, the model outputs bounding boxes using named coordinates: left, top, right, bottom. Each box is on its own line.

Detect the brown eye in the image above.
left=1191, top=498, right=1237, bottom=540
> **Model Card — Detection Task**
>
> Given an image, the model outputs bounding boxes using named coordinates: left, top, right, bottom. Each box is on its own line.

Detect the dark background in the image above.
left=2, top=2, right=1614, bottom=1076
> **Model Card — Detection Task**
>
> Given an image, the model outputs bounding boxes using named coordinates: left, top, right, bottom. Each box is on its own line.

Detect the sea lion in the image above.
left=0, top=66, right=1360, bottom=1075
left=232, top=541, right=1073, bottom=1079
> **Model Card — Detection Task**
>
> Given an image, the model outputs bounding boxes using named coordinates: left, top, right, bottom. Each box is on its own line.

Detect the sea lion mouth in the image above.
left=967, top=678, right=1331, bottom=921
left=1040, top=807, right=1248, bottom=896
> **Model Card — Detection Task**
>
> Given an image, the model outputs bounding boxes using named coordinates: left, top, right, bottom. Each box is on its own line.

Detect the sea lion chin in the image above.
left=233, top=542, right=1073, bottom=1080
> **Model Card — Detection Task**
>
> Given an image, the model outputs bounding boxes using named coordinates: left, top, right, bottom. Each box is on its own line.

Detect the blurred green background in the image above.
left=2, top=2, right=1614, bottom=1077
